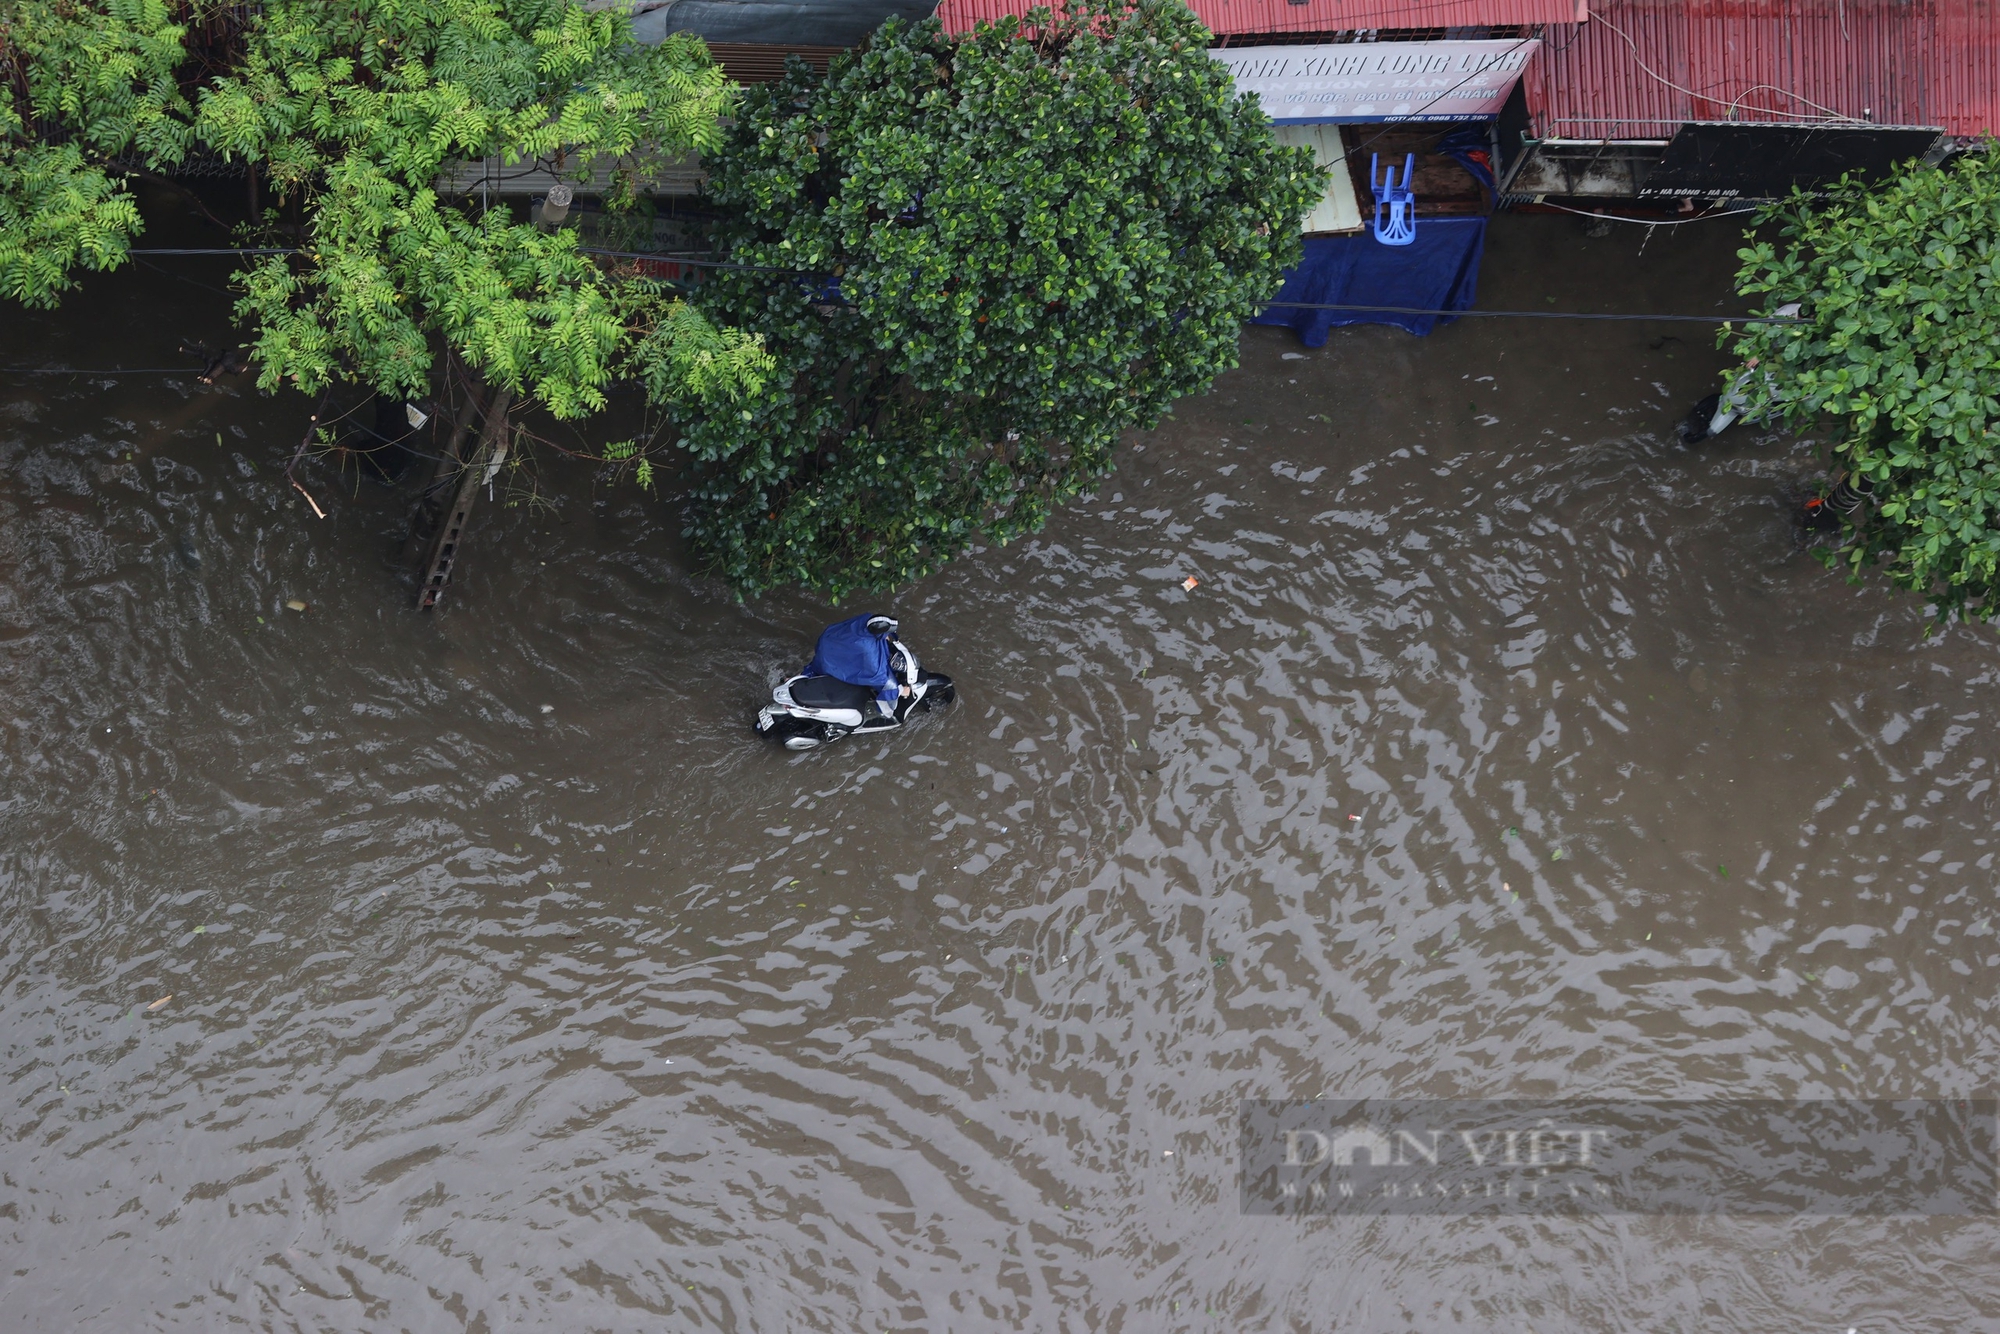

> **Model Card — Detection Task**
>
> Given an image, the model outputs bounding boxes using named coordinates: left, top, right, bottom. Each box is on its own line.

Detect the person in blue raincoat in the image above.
left=805, top=614, right=905, bottom=717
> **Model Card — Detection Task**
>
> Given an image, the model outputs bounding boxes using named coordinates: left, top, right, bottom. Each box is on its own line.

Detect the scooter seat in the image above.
left=787, top=674, right=880, bottom=712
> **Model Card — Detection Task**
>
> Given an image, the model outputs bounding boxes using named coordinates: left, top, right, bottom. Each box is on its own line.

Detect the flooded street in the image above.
left=4, top=213, right=1997, bottom=1331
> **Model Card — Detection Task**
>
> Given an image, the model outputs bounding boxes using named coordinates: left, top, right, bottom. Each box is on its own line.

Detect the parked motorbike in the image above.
left=755, top=615, right=956, bottom=750
left=1677, top=303, right=1802, bottom=444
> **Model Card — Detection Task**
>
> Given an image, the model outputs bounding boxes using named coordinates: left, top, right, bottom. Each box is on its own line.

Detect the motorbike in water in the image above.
left=755, top=614, right=956, bottom=750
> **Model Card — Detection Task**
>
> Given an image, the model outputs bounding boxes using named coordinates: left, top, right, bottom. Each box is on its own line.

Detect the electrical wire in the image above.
left=129, top=245, right=808, bottom=273
left=0, top=302, right=1804, bottom=379
left=0, top=235, right=1781, bottom=382
left=1539, top=20, right=1585, bottom=56
left=1725, top=83, right=1855, bottom=123
left=1344, top=37, right=1540, bottom=162
left=133, top=256, right=237, bottom=297
left=578, top=249, right=811, bottom=273
left=1590, top=12, right=1856, bottom=124
left=1537, top=200, right=1762, bottom=227
left=1261, top=302, right=1797, bottom=322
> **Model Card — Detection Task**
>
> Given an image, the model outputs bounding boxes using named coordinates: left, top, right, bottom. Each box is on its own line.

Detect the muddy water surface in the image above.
left=3, top=216, right=1997, bottom=1331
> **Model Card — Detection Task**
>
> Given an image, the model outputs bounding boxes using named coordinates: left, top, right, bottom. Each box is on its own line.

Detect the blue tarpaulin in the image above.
left=805, top=614, right=898, bottom=713
left=1251, top=218, right=1487, bottom=347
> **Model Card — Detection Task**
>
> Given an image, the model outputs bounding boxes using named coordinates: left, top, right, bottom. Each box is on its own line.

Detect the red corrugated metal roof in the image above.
left=1525, top=0, right=1997, bottom=138
left=1928, top=0, right=1999, bottom=135
left=935, top=0, right=1586, bottom=37
left=928, top=0, right=1993, bottom=140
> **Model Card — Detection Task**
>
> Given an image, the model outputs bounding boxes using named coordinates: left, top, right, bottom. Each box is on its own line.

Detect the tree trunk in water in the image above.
left=418, top=370, right=488, bottom=505
left=417, top=383, right=514, bottom=611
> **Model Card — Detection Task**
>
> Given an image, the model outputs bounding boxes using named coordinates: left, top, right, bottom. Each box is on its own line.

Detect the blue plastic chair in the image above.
left=1370, top=152, right=1417, bottom=247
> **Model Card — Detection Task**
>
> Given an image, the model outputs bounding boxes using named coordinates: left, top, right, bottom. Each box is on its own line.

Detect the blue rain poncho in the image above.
left=805, top=614, right=899, bottom=715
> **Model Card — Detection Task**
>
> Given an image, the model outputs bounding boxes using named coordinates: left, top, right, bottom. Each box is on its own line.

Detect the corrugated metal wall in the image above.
left=1932, top=0, right=2000, bottom=135
left=935, top=0, right=1584, bottom=37
left=1525, top=0, right=1997, bottom=138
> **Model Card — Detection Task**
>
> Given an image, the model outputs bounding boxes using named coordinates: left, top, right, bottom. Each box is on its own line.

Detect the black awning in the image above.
left=1638, top=122, right=1944, bottom=200
left=631, top=0, right=938, bottom=49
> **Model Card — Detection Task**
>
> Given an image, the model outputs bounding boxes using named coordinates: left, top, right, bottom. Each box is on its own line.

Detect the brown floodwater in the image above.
left=3, top=211, right=1997, bottom=1332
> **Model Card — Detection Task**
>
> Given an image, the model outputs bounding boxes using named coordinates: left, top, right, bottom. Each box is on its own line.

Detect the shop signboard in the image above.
left=1212, top=39, right=1541, bottom=125
left=1637, top=122, right=1945, bottom=199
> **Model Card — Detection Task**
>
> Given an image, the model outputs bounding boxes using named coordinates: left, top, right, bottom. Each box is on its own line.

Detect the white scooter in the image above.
left=1678, top=302, right=1802, bottom=444
left=755, top=622, right=955, bottom=750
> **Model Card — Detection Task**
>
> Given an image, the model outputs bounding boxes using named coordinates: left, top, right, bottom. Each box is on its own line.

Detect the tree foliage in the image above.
left=1731, top=148, right=2000, bottom=622
left=684, top=0, right=1319, bottom=597
left=0, top=0, right=186, bottom=300
left=1, top=0, right=771, bottom=416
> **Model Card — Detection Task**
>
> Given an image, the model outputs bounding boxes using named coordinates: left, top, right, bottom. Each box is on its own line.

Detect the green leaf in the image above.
left=5, top=0, right=762, bottom=419
left=677, top=0, right=1320, bottom=596
left=1724, top=145, right=2000, bottom=623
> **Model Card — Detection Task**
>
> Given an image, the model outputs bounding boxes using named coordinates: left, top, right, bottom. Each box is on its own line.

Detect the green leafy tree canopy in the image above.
left=1, top=0, right=771, bottom=418
left=1731, top=148, right=2000, bottom=622
left=682, top=0, right=1320, bottom=597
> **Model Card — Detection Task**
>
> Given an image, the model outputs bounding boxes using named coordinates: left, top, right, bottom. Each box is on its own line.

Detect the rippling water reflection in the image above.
left=3, top=217, right=1997, bottom=1331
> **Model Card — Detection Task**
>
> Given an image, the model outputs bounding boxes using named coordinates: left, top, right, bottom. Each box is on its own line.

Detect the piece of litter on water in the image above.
left=285, top=599, right=307, bottom=612
left=1163, top=1150, right=1174, bottom=1157
left=1181, top=576, right=1199, bottom=591
left=540, top=704, right=554, bottom=714
left=146, top=995, right=173, bottom=1012
left=1347, top=814, right=1360, bottom=821
left=193, top=926, right=206, bottom=934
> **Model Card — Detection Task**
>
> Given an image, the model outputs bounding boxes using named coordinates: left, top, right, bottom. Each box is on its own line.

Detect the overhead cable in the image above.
left=0, top=300, right=1802, bottom=376
left=1262, top=303, right=1798, bottom=322
left=1590, top=13, right=1856, bottom=123
left=1537, top=201, right=1763, bottom=227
